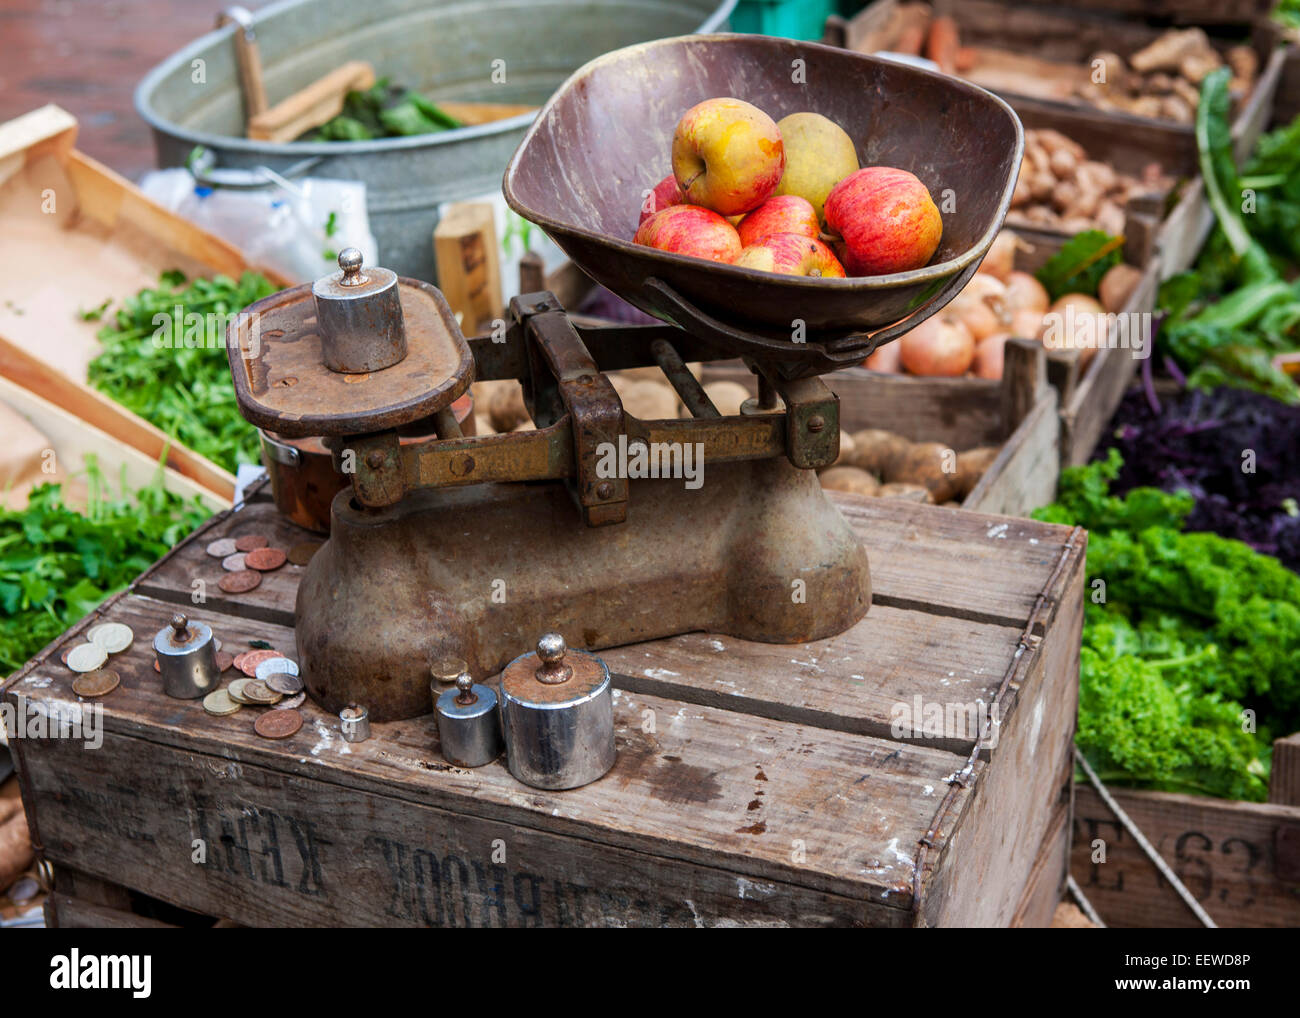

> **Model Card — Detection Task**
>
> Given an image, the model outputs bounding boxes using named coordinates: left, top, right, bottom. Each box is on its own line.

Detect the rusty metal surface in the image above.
left=503, top=34, right=1023, bottom=346
left=295, top=456, right=870, bottom=721
left=226, top=277, right=474, bottom=437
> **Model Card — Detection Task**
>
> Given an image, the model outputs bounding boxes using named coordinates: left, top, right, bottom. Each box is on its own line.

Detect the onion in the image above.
left=899, top=316, right=975, bottom=377
left=1043, top=293, right=1105, bottom=359
left=947, top=275, right=1009, bottom=341
left=863, top=340, right=901, bottom=373
left=972, top=333, right=1011, bottom=380
left=1003, top=271, right=1050, bottom=314
left=978, top=230, right=1020, bottom=281
left=1011, top=309, right=1046, bottom=340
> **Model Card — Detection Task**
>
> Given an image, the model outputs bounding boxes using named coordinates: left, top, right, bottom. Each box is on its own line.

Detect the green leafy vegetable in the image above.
left=310, top=78, right=462, bottom=141
left=1034, top=450, right=1300, bottom=801
left=1034, top=230, right=1124, bottom=301
left=0, top=459, right=210, bottom=675
left=86, top=270, right=275, bottom=473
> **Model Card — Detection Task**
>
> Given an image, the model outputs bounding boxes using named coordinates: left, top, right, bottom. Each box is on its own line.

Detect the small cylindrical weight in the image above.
left=436, top=673, right=502, bottom=768
left=340, top=703, right=371, bottom=743
left=499, top=633, right=615, bottom=790
left=153, top=613, right=220, bottom=699
left=312, top=248, right=407, bottom=373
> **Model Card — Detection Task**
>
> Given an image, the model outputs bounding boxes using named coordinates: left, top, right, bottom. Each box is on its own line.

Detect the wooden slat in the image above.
left=1270, top=732, right=1300, bottom=808
left=46, top=894, right=176, bottom=929
left=1072, top=785, right=1300, bottom=928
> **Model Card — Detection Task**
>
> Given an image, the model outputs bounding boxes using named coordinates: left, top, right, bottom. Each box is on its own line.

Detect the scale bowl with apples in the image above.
left=225, top=34, right=1023, bottom=721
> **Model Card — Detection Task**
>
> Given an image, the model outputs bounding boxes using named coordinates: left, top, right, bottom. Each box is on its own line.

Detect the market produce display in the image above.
left=821, top=430, right=998, bottom=506
left=85, top=271, right=276, bottom=473
left=1034, top=451, right=1300, bottom=802
left=1157, top=71, right=1300, bottom=405
left=633, top=97, right=941, bottom=278
left=0, top=460, right=210, bottom=674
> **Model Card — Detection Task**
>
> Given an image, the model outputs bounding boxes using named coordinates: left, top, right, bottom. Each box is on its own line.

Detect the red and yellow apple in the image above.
left=737, top=195, right=819, bottom=247
left=639, top=174, right=684, bottom=225
left=671, top=98, right=785, bottom=217
left=633, top=204, right=742, bottom=263
left=824, top=167, right=943, bottom=275
left=733, top=233, right=846, bottom=278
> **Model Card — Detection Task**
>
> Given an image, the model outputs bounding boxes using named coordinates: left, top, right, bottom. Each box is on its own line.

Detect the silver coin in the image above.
left=254, top=656, right=298, bottom=681
left=265, top=671, right=303, bottom=695
left=89, top=622, right=133, bottom=654
left=221, top=552, right=247, bottom=572
left=205, top=538, right=238, bottom=558
left=273, top=691, right=306, bottom=710
left=66, top=643, right=108, bottom=673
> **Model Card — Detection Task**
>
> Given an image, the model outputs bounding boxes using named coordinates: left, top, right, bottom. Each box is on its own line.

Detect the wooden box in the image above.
left=5, top=485, right=1086, bottom=927
left=0, top=105, right=286, bottom=503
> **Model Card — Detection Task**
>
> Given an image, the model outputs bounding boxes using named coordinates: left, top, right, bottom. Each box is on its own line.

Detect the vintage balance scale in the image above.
left=223, top=35, right=1022, bottom=728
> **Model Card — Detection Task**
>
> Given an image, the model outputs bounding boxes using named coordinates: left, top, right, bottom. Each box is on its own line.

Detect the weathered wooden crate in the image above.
left=837, top=0, right=1286, bottom=166
left=4, top=484, right=1085, bottom=927
left=1071, top=781, right=1300, bottom=928
left=0, top=105, right=287, bottom=503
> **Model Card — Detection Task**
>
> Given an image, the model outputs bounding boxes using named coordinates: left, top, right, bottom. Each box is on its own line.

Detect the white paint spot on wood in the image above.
left=923, top=784, right=934, bottom=795
left=884, top=837, right=915, bottom=871
left=708, top=639, right=725, bottom=652
left=986, top=523, right=1009, bottom=539
left=737, top=876, right=776, bottom=900
left=22, top=675, right=52, bottom=687
left=643, top=667, right=680, bottom=680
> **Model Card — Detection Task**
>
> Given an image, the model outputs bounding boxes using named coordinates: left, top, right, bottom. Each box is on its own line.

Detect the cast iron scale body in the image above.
left=224, top=35, right=1023, bottom=722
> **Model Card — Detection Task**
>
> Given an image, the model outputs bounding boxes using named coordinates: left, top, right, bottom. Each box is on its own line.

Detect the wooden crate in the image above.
left=4, top=484, right=1086, bottom=927
left=837, top=1, right=1286, bottom=165
left=1071, top=783, right=1300, bottom=928
left=0, top=105, right=287, bottom=503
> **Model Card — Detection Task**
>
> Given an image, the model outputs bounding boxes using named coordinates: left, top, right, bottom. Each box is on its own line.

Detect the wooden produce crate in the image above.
left=1071, top=779, right=1300, bottom=928
left=836, top=0, right=1286, bottom=165
left=0, top=105, right=286, bottom=504
left=4, top=485, right=1086, bottom=928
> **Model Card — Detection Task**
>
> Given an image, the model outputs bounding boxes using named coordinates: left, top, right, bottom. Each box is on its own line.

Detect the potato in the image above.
left=618, top=379, right=679, bottom=420
left=832, top=429, right=857, bottom=468
left=954, top=446, right=999, bottom=498
left=819, top=466, right=880, bottom=498
left=848, top=428, right=912, bottom=476
left=702, top=380, right=751, bottom=417
left=487, top=381, right=529, bottom=433
left=1048, top=148, right=1078, bottom=179
left=885, top=441, right=961, bottom=503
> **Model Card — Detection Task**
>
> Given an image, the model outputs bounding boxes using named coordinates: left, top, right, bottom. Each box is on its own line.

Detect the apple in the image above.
left=824, top=167, right=943, bottom=275
left=639, top=174, right=683, bottom=225
left=733, top=233, right=846, bottom=278
left=774, top=112, right=859, bottom=222
left=671, top=98, right=785, bottom=217
left=737, top=195, right=819, bottom=247
left=633, top=204, right=742, bottom=263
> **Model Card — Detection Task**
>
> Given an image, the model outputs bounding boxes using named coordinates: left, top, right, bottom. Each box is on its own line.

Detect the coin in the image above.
left=215, top=651, right=235, bottom=673
left=206, top=538, right=238, bottom=558
left=66, top=643, right=108, bottom=673
left=218, top=570, right=262, bottom=594
left=72, top=668, right=120, bottom=697
left=238, top=649, right=282, bottom=677
left=234, top=534, right=269, bottom=552
left=85, top=623, right=107, bottom=643
left=89, top=622, right=134, bottom=654
left=273, top=692, right=306, bottom=710
left=255, top=709, right=302, bottom=739
left=227, top=678, right=254, bottom=704
left=221, top=552, right=247, bottom=572
left=241, top=680, right=281, bottom=704
left=288, top=541, right=323, bottom=566
left=255, top=656, right=298, bottom=680
left=265, top=671, right=303, bottom=695
left=203, top=688, right=242, bottom=717
left=245, top=547, right=287, bottom=571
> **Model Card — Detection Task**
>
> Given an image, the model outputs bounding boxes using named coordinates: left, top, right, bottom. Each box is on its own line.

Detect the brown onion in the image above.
left=899, top=316, right=975, bottom=377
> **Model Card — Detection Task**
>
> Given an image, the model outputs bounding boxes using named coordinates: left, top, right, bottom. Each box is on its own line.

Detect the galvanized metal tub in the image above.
left=135, top=0, right=736, bottom=283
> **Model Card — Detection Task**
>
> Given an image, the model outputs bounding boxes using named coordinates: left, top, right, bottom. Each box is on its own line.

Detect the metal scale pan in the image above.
left=504, top=33, right=1024, bottom=375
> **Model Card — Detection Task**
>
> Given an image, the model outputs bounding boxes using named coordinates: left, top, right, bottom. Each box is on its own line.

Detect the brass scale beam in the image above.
left=344, top=292, right=842, bottom=526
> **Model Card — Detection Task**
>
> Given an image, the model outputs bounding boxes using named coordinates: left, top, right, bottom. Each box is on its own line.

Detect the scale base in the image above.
left=296, top=457, right=871, bottom=721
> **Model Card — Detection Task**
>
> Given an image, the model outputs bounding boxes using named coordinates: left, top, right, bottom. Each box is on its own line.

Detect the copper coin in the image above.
left=218, top=570, right=262, bottom=594
left=215, top=651, right=235, bottom=673
left=255, top=709, right=302, bottom=739
left=265, top=670, right=303, bottom=695
left=273, top=691, right=306, bottom=710
left=244, top=547, right=287, bottom=571
left=221, top=552, right=247, bottom=572
left=288, top=542, right=323, bottom=566
left=205, top=538, right=238, bottom=558
left=234, top=534, right=269, bottom=553
left=72, top=669, right=120, bottom=697
left=238, top=649, right=283, bottom=677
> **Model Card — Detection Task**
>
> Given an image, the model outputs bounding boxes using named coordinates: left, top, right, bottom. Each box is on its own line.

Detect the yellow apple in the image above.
left=774, top=112, right=860, bottom=222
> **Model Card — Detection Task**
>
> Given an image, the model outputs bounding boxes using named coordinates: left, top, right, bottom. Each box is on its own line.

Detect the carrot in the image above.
left=926, top=16, right=960, bottom=74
